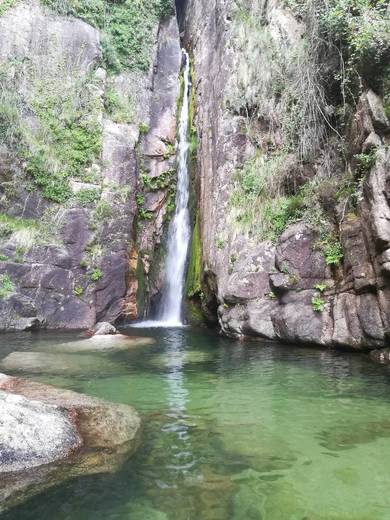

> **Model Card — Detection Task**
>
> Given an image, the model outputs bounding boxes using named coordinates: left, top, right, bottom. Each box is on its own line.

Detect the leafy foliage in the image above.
left=90, top=268, right=103, bottom=282
left=0, top=274, right=15, bottom=299
left=104, top=85, right=134, bottom=124
left=322, top=237, right=344, bottom=265
left=230, top=152, right=305, bottom=240
left=76, top=188, right=101, bottom=206
left=312, top=295, right=325, bottom=312
left=41, top=0, right=174, bottom=73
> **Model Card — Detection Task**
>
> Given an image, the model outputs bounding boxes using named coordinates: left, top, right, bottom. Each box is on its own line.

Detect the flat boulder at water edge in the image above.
left=33, top=335, right=157, bottom=354
left=0, top=373, right=142, bottom=513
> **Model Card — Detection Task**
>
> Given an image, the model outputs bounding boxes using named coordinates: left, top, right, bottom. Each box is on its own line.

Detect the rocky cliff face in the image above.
left=0, top=0, right=180, bottom=330
left=180, top=0, right=390, bottom=349
left=1, top=0, right=390, bottom=352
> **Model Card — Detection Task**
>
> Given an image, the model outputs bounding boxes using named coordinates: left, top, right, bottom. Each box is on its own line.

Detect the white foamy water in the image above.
left=134, top=49, right=192, bottom=329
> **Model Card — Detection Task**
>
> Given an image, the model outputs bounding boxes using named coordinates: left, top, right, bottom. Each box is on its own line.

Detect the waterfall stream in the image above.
left=134, top=49, right=191, bottom=328
left=157, top=49, right=191, bottom=325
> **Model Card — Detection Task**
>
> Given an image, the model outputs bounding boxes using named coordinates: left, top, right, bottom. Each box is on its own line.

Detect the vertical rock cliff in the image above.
left=180, top=0, right=390, bottom=349
left=0, top=0, right=180, bottom=330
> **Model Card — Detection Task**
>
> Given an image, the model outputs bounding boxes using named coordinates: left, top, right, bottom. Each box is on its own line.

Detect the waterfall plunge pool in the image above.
left=2, top=327, right=390, bottom=519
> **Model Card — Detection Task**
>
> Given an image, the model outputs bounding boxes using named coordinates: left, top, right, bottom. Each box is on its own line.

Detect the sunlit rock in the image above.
left=0, top=373, right=142, bottom=513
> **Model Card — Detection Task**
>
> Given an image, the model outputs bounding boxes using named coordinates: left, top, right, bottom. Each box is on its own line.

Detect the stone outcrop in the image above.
left=180, top=0, right=390, bottom=350
left=0, top=373, right=142, bottom=513
left=93, top=321, right=118, bottom=335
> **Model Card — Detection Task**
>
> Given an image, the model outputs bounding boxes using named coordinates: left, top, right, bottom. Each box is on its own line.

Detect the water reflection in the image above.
left=3, top=328, right=390, bottom=519
left=161, top=329, right=195, bottom=476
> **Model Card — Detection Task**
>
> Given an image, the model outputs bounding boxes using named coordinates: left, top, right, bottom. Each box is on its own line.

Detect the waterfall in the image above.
left=132, top=49, right=191, bottom=328
left=157, top=49, right=191, bottom=326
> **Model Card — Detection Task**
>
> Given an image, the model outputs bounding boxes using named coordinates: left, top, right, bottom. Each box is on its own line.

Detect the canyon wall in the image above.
left=1, top=0, right=390, bottom=352
left=181, top=0, right=390, bottom=349
left=0, top=0, right=180, bottom=330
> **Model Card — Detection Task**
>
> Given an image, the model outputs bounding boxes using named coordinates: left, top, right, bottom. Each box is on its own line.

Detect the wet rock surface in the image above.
left=0, top=373, right=142, bottom=513
left=33, top=335, right=157, bottom=353
left=0, top=352, right=125, bottom=377
left=369, top=349, right=390, bottom=364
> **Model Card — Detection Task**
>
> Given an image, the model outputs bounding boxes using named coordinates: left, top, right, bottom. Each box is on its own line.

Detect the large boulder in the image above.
left=0, top=374, right=142, bottom=513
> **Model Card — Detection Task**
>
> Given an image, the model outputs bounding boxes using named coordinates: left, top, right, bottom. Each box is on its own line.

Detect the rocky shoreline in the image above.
left=0, top=323, right=147, bottom=513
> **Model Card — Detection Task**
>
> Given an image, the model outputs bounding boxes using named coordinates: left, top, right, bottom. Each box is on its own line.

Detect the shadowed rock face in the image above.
left=0, top=374, right=142, bottom=514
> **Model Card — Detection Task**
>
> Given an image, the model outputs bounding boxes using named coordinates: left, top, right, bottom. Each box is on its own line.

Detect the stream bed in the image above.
left=1, top=327, right=390, bottom=519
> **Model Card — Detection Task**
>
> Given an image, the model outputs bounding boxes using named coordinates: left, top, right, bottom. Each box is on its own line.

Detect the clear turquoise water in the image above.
left=2, top=327, right=390, bottom=519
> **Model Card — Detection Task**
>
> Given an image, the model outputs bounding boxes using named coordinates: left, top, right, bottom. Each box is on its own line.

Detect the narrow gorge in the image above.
left=0, top=0, right=389, bottom=352
left=1, top=0, right=390, bottom=518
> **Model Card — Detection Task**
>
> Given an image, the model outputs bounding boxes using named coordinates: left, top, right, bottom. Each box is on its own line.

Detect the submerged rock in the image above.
left=34, top=335, right=157, bottom=353
left=0, top=352, right=125, bottom=377
left=0, top=373, right=142, bottom=513
left=369, top=348, right=390, bottom=364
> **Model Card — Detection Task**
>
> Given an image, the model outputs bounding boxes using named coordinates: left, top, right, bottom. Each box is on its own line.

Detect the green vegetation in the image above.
left=227, top=6, right=328, bottom=160
left=312, top=294, right=326, bottom=312
left=95, top=200, right=113, bottom=221
left=0, top=214, right=41, bottom=254
left=314, top=283, right=328, bottom=293
left=284, top=0, right=390, bottom=95
left=0, top=255, right=8, bottom=261
left=41, top=0, right=174, bottom=73
left=163, top=143, right=176, bottom=160
left=136, top=190, right=154, bottom=221
left=165, top=191, right=176, bottom=220
left=140, top=169, right=176, bottom=191
left=136, top=255, right=146, bottom=318
left=354, top=151, right=377, bottom=176
left=90, top=268, right=103, bottom=282
left=230, top=152, right=306, bottom=240
left=25, top=71, right=102, bottom=202
left=227, top=0, right=388, bottom=247
left=186, top=214, right=202, bottom=298
left=73, top=285, right=84, bottom=296
left=0, top=273, right=15, bottom=299
left=0, top=0, right=18, bottom=16
left=216, top=238, right=225, bottom=249
left=0, top=59, right=103, bottom=203
left=75, top=188, right=101, bottom=206
left=0, top=214, right=37, bottom=236
left=139, top=122, right=150, bottom=136
left=138, top=208, right=154, bottom=221
left=104, top=85, right=134, bottom=124
left=322, top=237, right=344, bottom=266
left=188, top=60, right=198, bottom=168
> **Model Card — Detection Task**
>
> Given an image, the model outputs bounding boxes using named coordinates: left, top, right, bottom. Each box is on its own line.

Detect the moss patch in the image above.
left=136, top=255, right=146, bottom=318
left=0, top=273, right=15, bottom=299
left=186, top=213, right=202, bottom=298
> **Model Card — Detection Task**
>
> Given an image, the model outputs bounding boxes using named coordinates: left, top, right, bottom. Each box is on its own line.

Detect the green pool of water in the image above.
left=2, top=327, right=390, bottom=519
